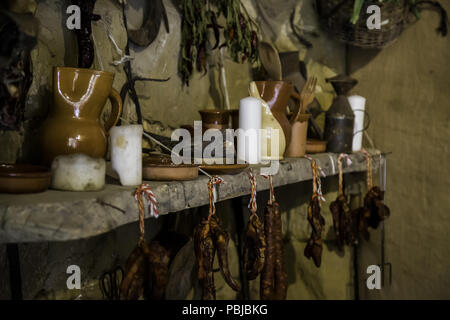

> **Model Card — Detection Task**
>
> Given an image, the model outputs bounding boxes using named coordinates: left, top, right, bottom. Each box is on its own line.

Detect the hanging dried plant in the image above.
left=176, top=0, right=259, bottom=85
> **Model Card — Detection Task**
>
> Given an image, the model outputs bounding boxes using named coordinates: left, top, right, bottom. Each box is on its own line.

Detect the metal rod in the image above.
left=353, top=243, right=359, bottom=300
left=6, top=243, right=23, bottom=300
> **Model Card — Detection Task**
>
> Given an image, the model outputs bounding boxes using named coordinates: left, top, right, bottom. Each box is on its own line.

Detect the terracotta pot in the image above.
left=40, top=67, right=122, bottom=165
left=284, top=113, right=311, bottom=158
left=198, top=109, right=230, bottom=130
left=0, top=164, right=51, bottom=193
left=255, top=81, right=299, bottom=149
left=230, top=109, right=239, bottom=130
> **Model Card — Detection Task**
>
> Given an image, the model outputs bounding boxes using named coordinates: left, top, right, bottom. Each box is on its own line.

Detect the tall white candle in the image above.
left=237, top=97, right=261, bottom=164
left=348, top=95, right=366, bottom=152
left=110, top=124, right=143, bottom=186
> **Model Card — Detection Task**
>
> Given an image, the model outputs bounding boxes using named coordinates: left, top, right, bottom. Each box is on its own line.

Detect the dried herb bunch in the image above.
left=176, top=0, right=259, bottom=85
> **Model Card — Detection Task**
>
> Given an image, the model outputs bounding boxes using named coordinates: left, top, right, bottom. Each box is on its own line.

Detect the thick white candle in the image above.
left=237, top=97, right=261, bottom=164
left=51, top=154, right=105, bottom=191
left=110, top=125, right=143, bottom=186
left=348, top=95, right=366, bottom=152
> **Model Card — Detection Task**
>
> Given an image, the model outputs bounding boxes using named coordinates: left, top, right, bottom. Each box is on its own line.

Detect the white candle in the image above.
left=51, top=154, right=105, bottom=191
left=348, top=95, right=366, bottom=152
left=110, top=125, right=143, bottom=186
left=237, top=97, right=261, bottom=164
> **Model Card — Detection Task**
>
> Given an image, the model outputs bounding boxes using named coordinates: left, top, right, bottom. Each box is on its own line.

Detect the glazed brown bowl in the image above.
left=143, top=155, right=198, bottom=181
left=199, top=109, right=230, bottom=129
left=0, top=164, right=52, bottom=193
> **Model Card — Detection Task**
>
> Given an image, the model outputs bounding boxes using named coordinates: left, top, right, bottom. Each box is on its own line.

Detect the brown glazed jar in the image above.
left=40, top=67, right=122, bottom=165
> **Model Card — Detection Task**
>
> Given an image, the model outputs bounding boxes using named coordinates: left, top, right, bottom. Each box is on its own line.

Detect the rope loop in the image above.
left=304, top=154, right=326, bottom=203
left=207, top=176, right=224, bottom=220
left=337, top=153, right=352, bottom=197
left=361, top=149, right=373, bottom=189
left=247, top=168, right=258, bottom=212
left=260, top=173, right=275, bottom=204
left=134, top=184, right=159, bottom=245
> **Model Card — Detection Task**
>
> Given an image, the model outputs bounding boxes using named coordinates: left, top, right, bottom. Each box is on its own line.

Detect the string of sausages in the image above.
left=260, top=173, right=275, bottom=205
left=135, top=184, right=159, bottom=245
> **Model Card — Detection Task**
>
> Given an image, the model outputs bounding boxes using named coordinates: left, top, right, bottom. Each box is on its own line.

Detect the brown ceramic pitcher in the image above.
left=40, top=67, right=122, bottom=165
left=255, top=81, right=301, bottom=149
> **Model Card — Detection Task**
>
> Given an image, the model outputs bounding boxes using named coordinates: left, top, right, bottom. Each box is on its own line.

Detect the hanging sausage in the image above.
left=194, top=176, right=241, bottom=300
left=329, top=154, right=355, bottom=250
left=243, top=169, right=266, bottom=281
left=352, top=150, right=390, bottom=241
left=121, top=184, right=170, bottom=300
left=260, top=173, right=287, bottom=300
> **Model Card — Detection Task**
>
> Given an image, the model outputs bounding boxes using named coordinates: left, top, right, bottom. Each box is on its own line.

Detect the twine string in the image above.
left=260, top=173, right=275, bottom=205
left=248, top=168, right=258, bottom=212
left=304, top=155, right=326, bottom=203
left=134, top=184, right=159, bottom=245
left=207, top=176, right=224, bottom=221
left=338, top=153, right=352, bottom=197
left=361, top=149, right=373, bottom=189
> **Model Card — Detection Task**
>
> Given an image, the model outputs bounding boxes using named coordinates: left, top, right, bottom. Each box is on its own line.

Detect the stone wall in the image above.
left=0, top=0, right=363, bottom=300
left=348, top=4, right=450, bottom=299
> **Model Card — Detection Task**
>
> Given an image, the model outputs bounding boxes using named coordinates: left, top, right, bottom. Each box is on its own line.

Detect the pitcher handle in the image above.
left=104, top=88, right=123, bottom=133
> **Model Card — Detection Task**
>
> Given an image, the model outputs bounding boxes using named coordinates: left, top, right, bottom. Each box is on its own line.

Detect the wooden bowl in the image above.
left=143, top=155, right=198, bottom=181
left=305, top=139, right=327, bottom=154
left=0, top=164, right=52, bottom=193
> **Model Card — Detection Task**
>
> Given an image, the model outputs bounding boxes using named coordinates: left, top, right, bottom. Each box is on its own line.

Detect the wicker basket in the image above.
left=317, top=0, right=410, bottom=49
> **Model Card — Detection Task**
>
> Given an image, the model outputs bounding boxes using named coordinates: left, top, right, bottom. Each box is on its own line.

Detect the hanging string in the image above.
left=361, top=149, right=373, bottom=189
left=207, top=176, right=224, bottom=221
left=337, top=153, right=352, bottom=197
left=134, top=184, right=159, bottom=245
left=304, top=155, right=326, bottom=203
left=260, top=173, right=275, bottom=205
left=248, top=168, right=258, bottom=212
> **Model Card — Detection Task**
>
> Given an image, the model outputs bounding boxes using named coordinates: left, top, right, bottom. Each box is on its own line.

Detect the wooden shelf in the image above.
left=0, top=150, right=381, bottom=243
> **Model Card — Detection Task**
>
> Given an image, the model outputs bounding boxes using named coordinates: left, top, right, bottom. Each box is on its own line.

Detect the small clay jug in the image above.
left=198, top=109, right=230, bottom=130
left=255, top=81, right=300, bottom=149
left=40, top=67, right=122, bottom=165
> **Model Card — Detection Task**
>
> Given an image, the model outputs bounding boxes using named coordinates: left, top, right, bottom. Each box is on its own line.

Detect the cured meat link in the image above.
left=194, top=220, right=216, bottom=300
left=260, top=204, right=275, bottom=300
left=304, top=196, right=325, bottom=268
left=243, top=213, right=266, bottom=280
left=211, top=216, right=241, bottom=292
left=273, top=201, right=287, bottom=300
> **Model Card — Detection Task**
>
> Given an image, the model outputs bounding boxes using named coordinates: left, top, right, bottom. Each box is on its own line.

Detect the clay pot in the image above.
left=230, top=109, right=239, bottom=130
left=198, top=109, right=230, bottom=130
left=40, top=67, right=122, bottom=165
left=0, top=164, right=51, bottom=194
left=255, top=81, right=299, bottom=149
left=284, top=114, right=311, bottom=158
